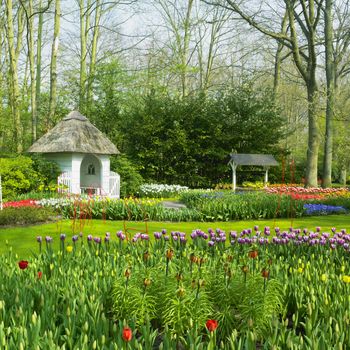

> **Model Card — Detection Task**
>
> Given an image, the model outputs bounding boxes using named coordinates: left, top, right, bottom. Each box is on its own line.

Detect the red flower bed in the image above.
left=3, top=199, right=38, bottom=208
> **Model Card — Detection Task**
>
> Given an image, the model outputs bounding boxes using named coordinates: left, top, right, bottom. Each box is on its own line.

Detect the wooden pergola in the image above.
left=228, top=154, right=279, bottom=191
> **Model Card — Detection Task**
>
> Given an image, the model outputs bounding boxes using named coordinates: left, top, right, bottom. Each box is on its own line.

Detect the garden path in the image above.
left=161, top=200, right=187, bottom=210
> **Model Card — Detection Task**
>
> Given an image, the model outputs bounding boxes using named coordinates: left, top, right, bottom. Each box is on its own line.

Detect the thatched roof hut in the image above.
left=27, top=111, right=119, bottom=155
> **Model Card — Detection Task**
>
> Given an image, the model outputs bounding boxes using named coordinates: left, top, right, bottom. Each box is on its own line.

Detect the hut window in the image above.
left=88, top=164, right=95, bottom=175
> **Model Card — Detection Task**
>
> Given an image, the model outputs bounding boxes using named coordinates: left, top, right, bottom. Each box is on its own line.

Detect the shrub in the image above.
left=0, top=206, right=56, bottom=226
left=30, top=154, right=61, bottom=190
left=0, top=155, right=61, bottom=200
left=110, top=155, right=144, bottom=197
left=0, top=156, right=40, bottom=199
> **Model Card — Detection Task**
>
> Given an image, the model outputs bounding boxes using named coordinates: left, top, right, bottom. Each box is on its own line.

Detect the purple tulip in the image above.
left=190, top=232, right=197, bottom=239
left=332, top=227, right=336, bottom=233
left=36, top=236, right=42, bottom=243
left=161, top=229, right=167, bottom=235
left=141, top=234, right=149, bottom=241
left=154, top=232, right=162, bottom=239
left=94, top=237, right=101, bottom=244
left=230, top=240, right=236, bottom=245
left=164, top=235, right=169, bottom=241
left=203, top=234, right=209, bottom=240
left=208, top=240, right=215, bottom=247
left=72, top=235, right=79, bottom=242
left=45, top=236, right=53, bottom=243
left=254, top=225, right=259, bottom=231
left=316, top=226, right=321, bottom=232
left=230, top=231, right=237, bottom=239
left=116, top=231, right=123, bottom=238
left=87, top=235, right=93, bottom=241
left=104, top=236, right=110, bottom=243
left=60, top=234, right=66, bottom=241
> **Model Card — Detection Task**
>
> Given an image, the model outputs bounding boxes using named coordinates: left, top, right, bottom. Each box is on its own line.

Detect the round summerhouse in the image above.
left=27, top=110, right=120, bottom=198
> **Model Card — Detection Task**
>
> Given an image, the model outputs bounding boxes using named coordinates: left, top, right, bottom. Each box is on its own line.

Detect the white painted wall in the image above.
left=44, top=152, right=113, bottom=196
left=44, top=153, right=72, bottom=173
left=99, top=155, right=110, bottom=195
left=71, top=154, right=84, bottom=193
left=80, top=154, right=102, bottom=188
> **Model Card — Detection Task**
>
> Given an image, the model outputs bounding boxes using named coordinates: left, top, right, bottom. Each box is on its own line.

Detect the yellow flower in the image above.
left=320, top=274, right=327, bottom=282
left=66, top=246, right=73, bottom=253
left=342, top=275, right=350, bottom=283
left=297, top=267, right=303, bottom=274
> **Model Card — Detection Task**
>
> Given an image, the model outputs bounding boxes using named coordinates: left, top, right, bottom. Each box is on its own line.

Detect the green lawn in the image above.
left=1, top=214, right=350, bottom=258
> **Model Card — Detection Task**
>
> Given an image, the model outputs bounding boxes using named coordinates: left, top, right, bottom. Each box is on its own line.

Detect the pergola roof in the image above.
left=229, top=154, right=278, bottom=167
left=27, top=111, right=119, bottom=155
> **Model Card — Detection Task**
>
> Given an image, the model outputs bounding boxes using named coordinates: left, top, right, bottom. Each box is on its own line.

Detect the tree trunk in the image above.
left=305, top=81, right=319, bottom=187
left=322, top=0, right=335, bottom=188
left=273, top=14, right=288, bottom=96
left=48, top=0, right=60, bottom=126
left=181, top=0, right=194, bottom=98
left=340, top=169, right=347, bottom=186
left=79, top=0, right=88, bottom=110
left=5, top=0, right=24, bottom=152
left=35, top=0, right=43, bottom=132
left=28, top=0, right=37, bottom=142
left=86, top=0, right=101, bottom=112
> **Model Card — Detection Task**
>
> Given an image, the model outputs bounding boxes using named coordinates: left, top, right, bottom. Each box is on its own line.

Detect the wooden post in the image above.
left=264, top=167, right=269, bottom=186
left=230, top=161, right=237, bottom=192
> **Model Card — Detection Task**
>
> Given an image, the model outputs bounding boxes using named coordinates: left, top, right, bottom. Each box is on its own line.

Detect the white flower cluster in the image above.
left=139, top=183, right=189, bottom=196
left=36, top=198, right=72, bottom=208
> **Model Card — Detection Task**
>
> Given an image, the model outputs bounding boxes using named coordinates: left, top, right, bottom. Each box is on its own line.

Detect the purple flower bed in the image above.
left=304, top=203, right=347, bottom=215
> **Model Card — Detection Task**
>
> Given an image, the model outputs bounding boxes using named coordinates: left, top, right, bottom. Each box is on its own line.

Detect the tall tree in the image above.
left=322, top=0, right=334, bottom=187
left=48, top=0, right=61, bottom=125
left=35, top=0, right=44, bottom=134
left=209, top=0, right=323, bottom=187
left=86, top=0, right=101, bottom=111
left=5, top=0, right=25, bottom=152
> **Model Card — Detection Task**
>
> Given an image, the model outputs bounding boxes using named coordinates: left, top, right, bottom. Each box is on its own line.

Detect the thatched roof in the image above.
left=229, top=154, right=278, bottom=166
left=27, top=111, right=119, bottom=155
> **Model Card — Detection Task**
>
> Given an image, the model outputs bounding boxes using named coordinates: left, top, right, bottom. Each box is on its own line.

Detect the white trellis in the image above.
left=57, top=171, right=72, bottom=194
left=0, top=175, right=2, bottom=210
left=109, top=171, right=120, bottom=198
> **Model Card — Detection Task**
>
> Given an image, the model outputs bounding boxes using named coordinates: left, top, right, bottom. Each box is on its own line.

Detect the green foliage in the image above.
left=179, top=191, right=306, bottom=220
left=110, top=155, right=144, bottom=197
left=121, top=85, right=285, bottom=187
left=2, top=226, right=349, bottom=348
left=0, top=156, right=40, bottom=199
left=242, top=181, right=265, bottom=190
left=0, top=207, right=55, bottom=226
left=30, top=154, right=61, bottom=190
left=0, top=155, right=60, bottom=199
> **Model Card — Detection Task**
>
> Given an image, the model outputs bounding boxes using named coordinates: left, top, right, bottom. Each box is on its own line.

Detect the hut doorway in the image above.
left=80, top=154, right=102, bottom=194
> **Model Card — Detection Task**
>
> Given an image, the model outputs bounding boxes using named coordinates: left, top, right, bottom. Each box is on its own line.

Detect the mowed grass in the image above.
left=1, top=214, right=350, bottom=258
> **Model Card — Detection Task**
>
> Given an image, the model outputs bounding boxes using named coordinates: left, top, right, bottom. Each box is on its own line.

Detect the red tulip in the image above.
left=18, top=260, right=29, bottom=270
left=122, top=327, right=132, bottom=342
left=206, top=319, right=218, bottom=332
left=38, top=271, right=42, bottom=279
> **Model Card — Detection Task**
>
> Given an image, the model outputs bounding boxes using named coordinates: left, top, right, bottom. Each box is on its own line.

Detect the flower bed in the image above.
left=3, top=199, right=38, bottom=208
left=1, top=225, right=350, bottom=348
left=138, top=183, right=189, bottom=198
